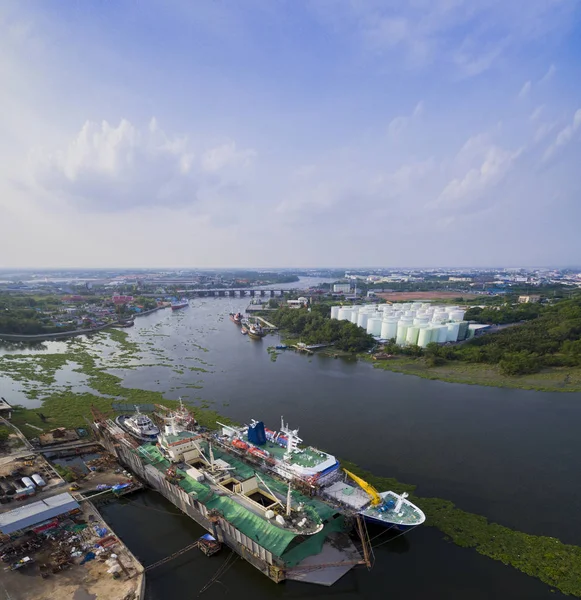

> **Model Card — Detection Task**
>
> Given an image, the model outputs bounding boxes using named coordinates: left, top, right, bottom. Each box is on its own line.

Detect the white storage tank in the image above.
left=396, top=322, right=408, bottom=345
left=417, top=326, right=431, bottom=348
left=31, top=474, right=46, bottom=487
left=337, top=308, right=349, bottom=321
left=367, top=318, right=383, bottom=336
left=450, top=310, right=465, bottom=322
left=447, top=322, right=460, bottom=342
left=350, top=310, right=359, bottom=324
left=21, top=477, right=35, bottom=488
left=437, top=326, right=449, bottom=343
left=357, top=313, right=369, bottom=329
left=406, top=326, right=419, bottom=345
left=330, top=306, right=340, bottom=320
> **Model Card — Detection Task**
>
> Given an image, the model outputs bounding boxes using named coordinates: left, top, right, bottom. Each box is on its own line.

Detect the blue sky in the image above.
left=1, top=0, right=580, bottom=268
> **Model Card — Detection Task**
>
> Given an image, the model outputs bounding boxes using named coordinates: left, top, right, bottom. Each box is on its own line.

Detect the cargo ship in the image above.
left=93, top=411, right=368, bottom=586
left=171, top=298, right=189, bottom=310
left=229, top=312, right=243, bottom=324
left=217, top=417, right=340, bottom=486
left=247, top=323, right=266, bottom=340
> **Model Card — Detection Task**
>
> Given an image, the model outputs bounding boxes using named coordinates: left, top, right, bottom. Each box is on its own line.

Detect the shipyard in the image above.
left=89, top=401, right=425, bottom=587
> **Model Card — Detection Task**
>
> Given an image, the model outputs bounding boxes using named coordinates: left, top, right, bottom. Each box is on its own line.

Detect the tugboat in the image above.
left=116, top=406, right=160, bottom=442
left=229, top=312, right=243, bottom=324
left=247, top=323, right=266, bottom=340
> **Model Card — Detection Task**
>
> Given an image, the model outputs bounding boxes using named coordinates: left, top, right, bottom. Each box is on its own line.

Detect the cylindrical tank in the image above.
left=367, top=318, right=382, bottom=336
left=437, top=326, right=449, bottom=343
left=396, top=322, right=408, bottom=345
left=406, top=326, right=419, bottom=345
left=21, top=477, right=35, bottom=488
left=447, top=322, right=460, bottom=342
left=417, top=326, right=431, bottom=348
left=350, top=310, right=359, bottom=324
left=32, top=474, right=46, bottom=487
left=330, top=306, right=340, bottom=320
left=338, top=308, right=352, bottom=321
left=357, top=313, right=369, bottom=329
left=450, top=310, right=465, bottom=322
left=457, top=321, right=469, bottom=340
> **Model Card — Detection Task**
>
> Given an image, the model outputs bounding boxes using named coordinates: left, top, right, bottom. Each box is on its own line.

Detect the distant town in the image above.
left=0, top=267, right=580, bottom=337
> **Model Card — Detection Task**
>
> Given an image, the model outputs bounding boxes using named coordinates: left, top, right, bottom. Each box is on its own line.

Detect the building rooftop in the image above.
left=0, top=492, right=79, bottom=534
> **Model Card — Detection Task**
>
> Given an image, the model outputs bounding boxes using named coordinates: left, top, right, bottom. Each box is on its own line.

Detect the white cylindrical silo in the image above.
left=417, top=326, right=431, bottom=348
left=367, top=318, right=382, bottom=336
left=450, top=310, right=465, bottom=322
left=406, top=326, right=419, bottom=345
left=331, top=306, right=340, bottom=319
left=350, top=310, right=359, bottom=324
left=437, top=326, right=449, bottom=343
left=447, top=322, right=460, bottom=342
left=396, top=321, right=408, bottom=345
left=357, top=313, right=369, bottom=329
left=337, top=308, right=349, bottom=321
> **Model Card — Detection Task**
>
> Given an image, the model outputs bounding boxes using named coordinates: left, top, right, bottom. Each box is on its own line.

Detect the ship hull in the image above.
left=362, top=514, right=418, bottom=531
left=115, top=416, right=159, bottom=442
left=171, top=304, right=188, bottom=310
left=247, top=331, right=265, bottom=340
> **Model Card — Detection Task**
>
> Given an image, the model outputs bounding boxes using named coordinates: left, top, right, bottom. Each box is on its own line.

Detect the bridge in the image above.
left=142, top=288, right=295, bottom=298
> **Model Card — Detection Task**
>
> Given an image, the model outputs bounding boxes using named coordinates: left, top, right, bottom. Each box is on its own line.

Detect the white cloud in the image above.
left=435, top=139, right=522, bottom=209
left=201, top=141, right=256, bottom=173
left=518, top=80, right=532, bottom=98
left=28, top=119, right=255, bottom=212
left=530, top=105, right=544, bottom=121
left=388, top=101, right=424, bottom=138
left=543, top=108, right=581, bottom=161
left=539, top=63, right=556, bottom=85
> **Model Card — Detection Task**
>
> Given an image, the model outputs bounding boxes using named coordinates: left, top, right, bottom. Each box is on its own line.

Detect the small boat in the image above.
left=241, top=326, right=248, bottom=335
left=275, top=344, right=287, bottom=350
left=171, top=298, right=189, bottom=310
left=344, top=469, right=426, bottom=531
left=248, top=323, right=266, bottom=340
left=229, top=312, right=243, bottom=324
left=116, top=406, right=160, bottom=442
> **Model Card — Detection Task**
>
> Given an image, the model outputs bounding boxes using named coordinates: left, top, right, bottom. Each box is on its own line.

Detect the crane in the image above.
left=343, top=469, right=382, bottom=506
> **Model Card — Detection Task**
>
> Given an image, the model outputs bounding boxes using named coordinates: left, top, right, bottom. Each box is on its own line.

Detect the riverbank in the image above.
left=367, top=356, right=581, bottom=392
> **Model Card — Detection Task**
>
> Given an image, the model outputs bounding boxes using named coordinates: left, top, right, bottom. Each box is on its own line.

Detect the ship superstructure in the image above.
left=115, top=406, right=160, bottom=442
left=217, top=417, right=340, bottom=486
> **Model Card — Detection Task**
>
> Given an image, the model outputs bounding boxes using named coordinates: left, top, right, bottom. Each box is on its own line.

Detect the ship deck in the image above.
left=244, top=437, right=331, bottom=469
left=322, top=482, right=371, bottom=510
left=361, top=492, right=425, bottom=526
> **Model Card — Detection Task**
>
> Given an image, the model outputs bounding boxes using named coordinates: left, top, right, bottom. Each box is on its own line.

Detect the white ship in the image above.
left=217, top=417, right=340, bottom=486
left=116, top=406, right=160, bottom=442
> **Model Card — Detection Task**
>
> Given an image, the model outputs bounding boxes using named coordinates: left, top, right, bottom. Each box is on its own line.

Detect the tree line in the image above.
left=267, top=305, right=375, bottom=352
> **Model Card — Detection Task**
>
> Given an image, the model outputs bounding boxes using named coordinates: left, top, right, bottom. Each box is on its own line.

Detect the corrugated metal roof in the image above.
left=0, top=492, right=80, bottom=534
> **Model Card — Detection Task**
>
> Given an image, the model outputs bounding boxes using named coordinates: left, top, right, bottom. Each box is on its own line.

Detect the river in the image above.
left=2, top=277, right=579, bottom=597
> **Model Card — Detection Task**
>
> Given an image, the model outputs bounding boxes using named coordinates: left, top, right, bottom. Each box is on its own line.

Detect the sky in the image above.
left=1, top=0, right=580, bottom=269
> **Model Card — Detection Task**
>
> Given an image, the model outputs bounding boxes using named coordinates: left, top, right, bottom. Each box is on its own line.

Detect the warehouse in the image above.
left=0, top=492, right=80, bottom=535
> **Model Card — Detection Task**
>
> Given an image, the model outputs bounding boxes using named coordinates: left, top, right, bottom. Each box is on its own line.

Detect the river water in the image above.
left=2, top=277, right=579, bottom=597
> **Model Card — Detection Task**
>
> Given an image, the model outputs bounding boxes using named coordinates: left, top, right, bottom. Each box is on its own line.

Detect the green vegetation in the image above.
left=0, top=293, right=77, bottom=334
left=341, top=461, right=581, bottom=597
left=464, top=302, right=542, bottom=324
left=267, top=306, right=375, bottom=352
left=372, top=296, right=581, bottom=385
left=0, top=427, right=10, bottom=443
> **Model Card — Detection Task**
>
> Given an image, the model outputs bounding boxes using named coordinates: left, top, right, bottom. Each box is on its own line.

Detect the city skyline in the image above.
left=1, top=1, right=580, bottom=268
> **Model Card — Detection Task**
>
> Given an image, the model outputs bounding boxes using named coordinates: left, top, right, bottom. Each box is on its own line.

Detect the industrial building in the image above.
left=333, top=283, right=351, bottom=294
left=331, top=302, right=474, bottom=347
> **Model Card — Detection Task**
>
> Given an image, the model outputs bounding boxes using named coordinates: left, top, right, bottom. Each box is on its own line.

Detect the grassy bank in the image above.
left=368, top=355, right=581, bottom=392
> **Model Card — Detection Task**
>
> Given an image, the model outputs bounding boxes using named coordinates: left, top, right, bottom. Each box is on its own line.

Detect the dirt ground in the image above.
left=0, top=504, right=143, bottom=600
left=376, top=291, right=480, bottom=301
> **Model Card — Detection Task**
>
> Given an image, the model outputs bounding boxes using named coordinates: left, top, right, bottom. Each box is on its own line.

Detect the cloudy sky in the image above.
left=1, top=0, right=580, bottom=268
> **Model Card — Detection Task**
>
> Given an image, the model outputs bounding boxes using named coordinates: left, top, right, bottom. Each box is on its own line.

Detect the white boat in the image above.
left=116, top=406, right=160, bottom=441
